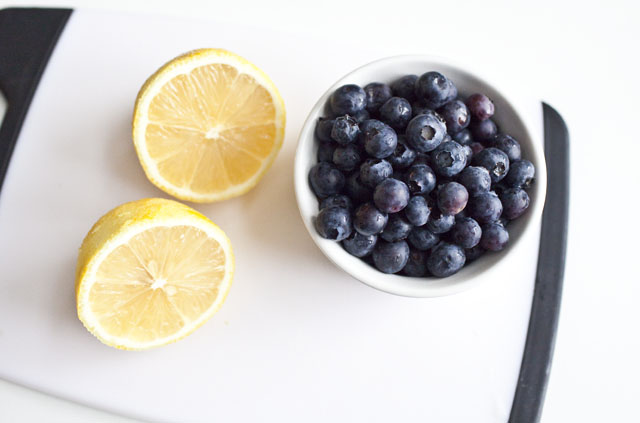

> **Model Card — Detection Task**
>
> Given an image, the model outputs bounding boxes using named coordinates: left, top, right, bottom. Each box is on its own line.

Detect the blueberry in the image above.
left=380, top=214, right=413, bottom=242
left=462, top=145, right=473, bottom=165
left=500, top=188, right=530, bottom=220
left=332, top=144, right=361, bottom=172
left=352, top=109, right=370, bottom=124
left=372, top=240, right=410, bottom=274
left=330, top=84, right=367, bottom=116
left=405, top=113, right=447, bottom=153
left=353, top=202, right=388, bottom=235
left=465, top=245, right=486, bottom=261
left=364, top=82, right=393, bottom=113
left=489, top=134, right=521, bottom=162
left=470, top=118, right=497, bottom=142
left=437, top=182, right=469, bottom=215
left=465, top=93, right=495, bottom=121
left=430, top=141, right=467, bottom=177
left=414, top=71, right=457, bottom=109
left=472, top=147, right=510, bottom=183
left=457, top=166, right=492, bottom=196
left=426, top=242, right=466, bottom=277
left=450, top=217, right=482, bottom=248
left=315, top=118, right=335, bottom=143
left=345, top=171, right=373, bottom=204
left=452, top=128, right=473, bottom=145
left=379, top=97, right=412, bottom=130
left=480, top=222, right=509, bottom=251
left=315, top=206, right=352, bottom=241
left=317, top=140, right=337, bottom=162
left=320, top=194, right=353, bottom=211
left=391, top=74, right=418, bottom=102
left=411, top=101, right=433, bottom=117
left=373, top=178, right=410, bottom=213
left=309, top=162, right=345, bottom=198
left=388, top=136, right=417, bottom=170
left=361, top=119, right=398, bottom=159
left=343, top=232, right=377, bottom=258
left=359, top=158, right=393, bottom=188
left=468, top=191, right=503, bottom=224
left=470, top=142, right=484, bottom=155
left=438, top=100, right=470, bottom=134
left=404, top=164, right=437, bottom=195
left=331, top=115, right=360, bottom=145
left=402, top=249, right=428, bottom=277
left=404, top=196, right=431, bottom=226
left=505, top=159, right=535, bottom=189
left=426, top=210, right=456, bottom=234
left=408, top=226, right=440, bottom=250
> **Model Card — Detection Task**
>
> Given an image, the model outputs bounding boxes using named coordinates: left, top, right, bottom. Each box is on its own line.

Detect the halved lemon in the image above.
left=133, top=48, right=286, bottom=203
left=75, top=198, right=234, bottom=350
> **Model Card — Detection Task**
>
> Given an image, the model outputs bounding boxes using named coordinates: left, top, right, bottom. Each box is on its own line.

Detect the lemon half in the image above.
left=76, top=198, right=234, bottom=350
left=133, top=48, right=286, bottom=203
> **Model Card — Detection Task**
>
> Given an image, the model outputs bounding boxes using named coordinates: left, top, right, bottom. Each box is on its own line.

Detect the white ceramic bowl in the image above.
left=294, top=55, right=547, bottom=297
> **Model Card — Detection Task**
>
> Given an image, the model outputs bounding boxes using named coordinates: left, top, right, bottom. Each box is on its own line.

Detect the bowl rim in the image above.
left=293, top=54, right=547, bottom=298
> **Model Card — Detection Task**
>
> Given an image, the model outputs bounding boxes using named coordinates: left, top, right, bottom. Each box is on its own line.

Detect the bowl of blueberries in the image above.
left=294, top=55, right=546, bottom=297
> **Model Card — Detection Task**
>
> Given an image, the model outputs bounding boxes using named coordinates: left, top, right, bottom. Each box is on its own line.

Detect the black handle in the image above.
left=0, top=7, right=72, bottom=194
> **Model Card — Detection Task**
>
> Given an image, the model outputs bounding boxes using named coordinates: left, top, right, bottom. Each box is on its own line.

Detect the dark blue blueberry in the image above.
left=317, top=140, right=337, bottom=162
left=402, top=249, right=428, bottom=277
left=470, top=142, right=484, bottom=155
left=345, top=171, right=373, bottom=204
left=500, top=188, right=530, bottom=220
left=411, top=101, right=433, bottom=117
left=391, top=74, right=418, bottom=102
left=372, top=240, right=410, bottom=274
left=468, top=191, right=503, bottom=224
left=406, top=112, right=447, bottom=153
left=426, top=210, right=455, bottom=234
left=353, top=202, right=388, bottom=235
left=361, top=119, right=398, bottom=159
left=462, top=145, right=473, bottom=165
left=352, top=109, right=370, bottom=124
left=437, top=182, right=469, bottom=215
left=359, top=158, right=393, bottom=188
left=342, top=232, right=377, bottom=258
left=315, top=118, right=335, bottom=143
left=465, top=93, right=495, bottom=121
left=373, top=178, right=410, bottom=213
left=450, top=217, right=482, bottom=248
left=457, top=166, right=492, bottom=196
left=404, top=196, right=431, bottom=226
left=330, top=115, right=360, bottom=145
left=414, top=71, right=457, bottom=109
left=388, top=136, right=417, bottom=170
left=480, top=222, right=509, bottom=251
left=379, top=97, right=412, bottom=130
left=404, top=164, right=437, bottom=195
left=470, top=118, right=497, bottom=142
left=430, top=141, right=467, bottom=177
left=426, top=242, right=466, bottom=277
left=465, top=245, right=486, bottom=261
left=452, top=128, right=473, bottom=145
left=472, top=147, right=510, bottom=183
left=408, top=226, right=440, bottom=251
left=364, top=82, right=393, bottom=113
left=380, top=214, right=413, bottom=242
left=309, top=162, right=345, bottom=198
left=438, top=100, right=470, bottom=134
left=489, top=134, right=521, bottom=162
left=320, top=194, right=353, bottom=211
left=332, top=144, right=361, bottom=172
left=330, top=84, right=367, bottom=116
left=505, top=159, right=535, bottom=189
left=315, top=206, right=352, bottom=241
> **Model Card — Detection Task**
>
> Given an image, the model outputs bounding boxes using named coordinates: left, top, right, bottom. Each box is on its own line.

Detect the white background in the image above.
left=1, top=0, right=639, bottom=422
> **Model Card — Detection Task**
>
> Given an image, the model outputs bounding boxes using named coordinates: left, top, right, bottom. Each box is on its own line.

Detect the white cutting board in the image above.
left=0, top=9, right=543, bottom=423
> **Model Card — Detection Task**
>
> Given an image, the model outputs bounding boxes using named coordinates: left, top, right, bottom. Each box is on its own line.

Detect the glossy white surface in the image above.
left=294, top=55, right=546, bottom=297
left=0, top=8, right=539, bottom=423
